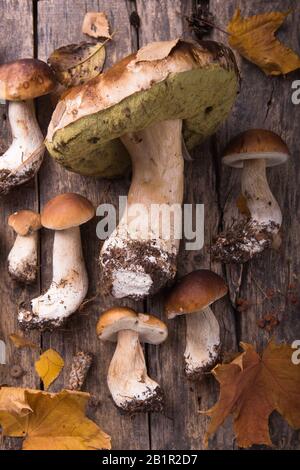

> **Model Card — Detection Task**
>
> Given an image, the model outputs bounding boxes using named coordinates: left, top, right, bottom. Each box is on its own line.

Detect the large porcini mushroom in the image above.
left=46, top=39, right=239, bottom=299
left=212, top=129, right=290, bottom=263
left=97, top=307, right=168, bottom=413
left=0, top=59, right=56, bottom=194
left=18, top=193, right=95, bottom=329
left=8, top=210, right=41, bottom=284
left=165, top=270, right=228, bottom=380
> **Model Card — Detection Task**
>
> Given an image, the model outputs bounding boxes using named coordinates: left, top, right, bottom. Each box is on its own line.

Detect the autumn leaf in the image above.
left=0, top=388, right=111, bottom=450
left=82, top=12, right=111, bottom=39
left=203, top=341, right=300, bottom=448
left=0, top=387, right=32, bottom=417
left=9, top=333, right=38, bottom=350
left=228, top=9, right=300, bottom=75
left=35, top=349, right=64, bottom=390
left=48, top=42, right=106, bottom=87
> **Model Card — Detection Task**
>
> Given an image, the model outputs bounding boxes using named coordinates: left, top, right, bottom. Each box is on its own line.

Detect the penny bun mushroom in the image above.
left=8, top=210, right=41, bottom=284
left=46, top=38, right=239, bottom=299
left=212, top=129, right=290, bottom=263
left=0, top=59, right=56, bottom=194
left=165, top=270, right=228, bottom=380
left=97, top=307, right=168, bottom=413
left=18, top=193, right=95, bottom=329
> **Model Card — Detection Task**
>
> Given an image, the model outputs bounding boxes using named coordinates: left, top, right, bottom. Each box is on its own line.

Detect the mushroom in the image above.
left=8, top=210, right=41, bottom=284
left=18, top=193, right=95, bottom=330
left=212, top=129, right=290, bottom=263
left=97, top=307, right=168, bottom=413
left=0, top=59, right=56, bottom=194
left=46, top=39, right=239, bottom=299
left=165, top=270, right=228, bottom=380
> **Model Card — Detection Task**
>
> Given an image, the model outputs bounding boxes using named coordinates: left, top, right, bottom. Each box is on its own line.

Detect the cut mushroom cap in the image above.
left=0, top=59, right=56, bottom=195
left=46, top=39, right=239, bottom=299
left=18, top=193, right=95, bottom=330
left=97, top=307, right=167, bottom=413
left=212, top=129, right=290, bottom=263
left=165, top=270, right=228, bottom=380
left=8, top=210, right=41, bottom=284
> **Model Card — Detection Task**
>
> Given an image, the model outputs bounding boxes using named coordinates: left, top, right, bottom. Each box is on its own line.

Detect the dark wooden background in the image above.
left=0, top=0, right=300, bottom=450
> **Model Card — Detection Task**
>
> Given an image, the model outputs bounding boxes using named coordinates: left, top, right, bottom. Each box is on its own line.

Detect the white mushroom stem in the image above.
left=100, top=119, right=184, bottom=299
left=108, top=329, right=162, bottom=411
left=241, top=158, right=282, bottom=229
left=18, top=226, right=88, bottom=328
left=184, top=307, right=220, bottom=379
left=8, top=232, right=38, bottom=284
left=0, top=100, right=44, bottom=172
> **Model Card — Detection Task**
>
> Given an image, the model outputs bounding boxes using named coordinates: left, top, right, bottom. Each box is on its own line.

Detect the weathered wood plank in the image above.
left=37, top=0, right=149, bottom=450
left=136, top=0, right=238, bottom=450
left=0, top=0, right=41, bottom=451
left=210, top=0, right=300, bottom=449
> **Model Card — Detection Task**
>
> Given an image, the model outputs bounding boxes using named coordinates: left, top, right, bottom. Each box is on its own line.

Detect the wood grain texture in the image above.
left=0, top=0, right=40, bottom=451
left=210, top=0, right=300, bottom=449
left=0, top=0, right=299, bottom=451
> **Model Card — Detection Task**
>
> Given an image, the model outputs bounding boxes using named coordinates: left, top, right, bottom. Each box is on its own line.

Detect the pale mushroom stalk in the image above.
left=101, top=119, right=184, bottom=299
left=8, top=231, right=38, bottom=283
left=241, top=158, right=282, bottom=228
left=0, top=100, right=44, bottom=174
left=19, top=227, right=87, bottom=328
left=108, top=329, right=162, bottom=412
left=184, top=307, right=220, bottom=379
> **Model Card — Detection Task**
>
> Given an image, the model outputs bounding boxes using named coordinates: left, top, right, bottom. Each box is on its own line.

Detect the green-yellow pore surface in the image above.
left=46, top=65, right=238, bottom=177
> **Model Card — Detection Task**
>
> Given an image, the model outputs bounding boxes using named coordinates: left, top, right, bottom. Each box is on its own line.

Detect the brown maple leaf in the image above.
left=228, top=9, right=300, bottom=75
left=203, top=341, right=300, bottom=448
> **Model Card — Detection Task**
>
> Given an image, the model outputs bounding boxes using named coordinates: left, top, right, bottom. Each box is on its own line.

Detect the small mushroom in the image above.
left=97, top=307, right=168, bottom=413
left=18, top=193, right=95, bottom=330
left=8, top=210, right=41, bottom=284
left=46, top=39, right=239, bottom=299
left=212, top=129, right=290, bottom=263
left=165, top=270, right=228, bottom=380
left=0, top=59, right=56, bottom=194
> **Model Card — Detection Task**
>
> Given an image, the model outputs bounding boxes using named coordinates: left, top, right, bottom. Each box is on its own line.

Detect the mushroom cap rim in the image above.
left=223, top=151, right=289, bottom=169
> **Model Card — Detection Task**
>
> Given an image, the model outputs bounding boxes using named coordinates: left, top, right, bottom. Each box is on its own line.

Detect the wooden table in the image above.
left=0, top=0, right=299, bottom=450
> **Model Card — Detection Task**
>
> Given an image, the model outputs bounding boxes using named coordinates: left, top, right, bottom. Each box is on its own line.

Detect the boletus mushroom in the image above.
left=46, top=39, right=239, bottom=299
left=212, top=129, right=290, bottom=263
left=0, top=59, right=56, bottom=194
left=18, top=193, right=95, bottom=329
left=97, top=307, right=168, bottom=413
left=8, top=210, right=41, bottom=284
left=165, top=270, right=228, bottom=380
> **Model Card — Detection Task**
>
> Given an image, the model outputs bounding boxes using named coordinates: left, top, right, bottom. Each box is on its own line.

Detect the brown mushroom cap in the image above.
left=8, top=210, right=41, bottom=236
left=41, top=193, right=95, bottom=230
left=165, top=269, right=228, bottom=319
left=223, top=129, right=290, bottom=168
left=0, top=59, right=56, bottom=101
left=97, top=307, right=168, bottom=344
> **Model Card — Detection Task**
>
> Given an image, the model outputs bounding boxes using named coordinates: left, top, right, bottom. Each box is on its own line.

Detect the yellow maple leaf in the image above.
left=35, top=349, right=64, bottom=390
left=228, top=9, right=300, bottom=75
left=203, top=341, right=300, bottom=448
left=9, top=333, right=38, bottom=350
left=0, top=388, right=111, bottom=450
left=0, top=387, right=32, bottom=417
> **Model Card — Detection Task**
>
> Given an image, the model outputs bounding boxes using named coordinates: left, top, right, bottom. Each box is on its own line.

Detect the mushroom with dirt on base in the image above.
left=212, top=129, right=290, bottom=263
left=8, top=210, right=41, bottom=284
left=0, top=59, right=56, bottom=194
left=97, top=307, right=168, bottom=413
left=46, top=38, right=239, bottom=300
left=18, top=193, right=95, bottom=330
left=165, top=270, right=228, bottom=380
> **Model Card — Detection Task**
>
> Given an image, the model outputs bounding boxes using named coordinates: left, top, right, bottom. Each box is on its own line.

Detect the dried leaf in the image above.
left=48, top=42, right=106, bottom=87
left=9, top=333, right=38, bottom=350
left=136, top=39, right=180, bottom=63
left=204, top=341, right=300, bottom=448
left=0, top=387, right=32, bottom=417
left=228, top=9, right=300, bottom=75
left=82, top=12, right=111, bottom=39
left=35, top=349, right=64, bottom=390
left=0, top=388, right=111, bottom=450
